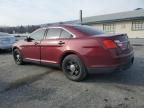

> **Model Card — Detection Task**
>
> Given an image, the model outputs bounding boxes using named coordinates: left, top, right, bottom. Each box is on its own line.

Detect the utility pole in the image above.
left=80, top=10, right=83, bottom=25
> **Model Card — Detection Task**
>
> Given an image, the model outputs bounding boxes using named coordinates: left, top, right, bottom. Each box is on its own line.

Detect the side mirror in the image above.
left=70, top=34, right=74, bottom=38
left=25, top=36, right=34, bottom=42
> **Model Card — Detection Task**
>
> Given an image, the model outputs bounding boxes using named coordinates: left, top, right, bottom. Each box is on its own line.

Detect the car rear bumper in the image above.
left=87, top=56, right=134, bottom=74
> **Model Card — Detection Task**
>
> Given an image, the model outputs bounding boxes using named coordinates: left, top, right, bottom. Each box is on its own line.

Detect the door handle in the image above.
left=58, top=41, right=65, bottom=45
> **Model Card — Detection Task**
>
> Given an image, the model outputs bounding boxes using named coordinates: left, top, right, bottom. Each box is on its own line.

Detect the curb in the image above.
left=132, top=44, right=144, bottom=46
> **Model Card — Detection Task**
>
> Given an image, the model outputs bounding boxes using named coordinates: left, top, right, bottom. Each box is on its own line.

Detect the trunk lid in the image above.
left=93, top=33, right=133, bottom=55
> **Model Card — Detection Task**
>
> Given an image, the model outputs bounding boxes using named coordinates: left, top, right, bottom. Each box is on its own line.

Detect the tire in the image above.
left=13, top=49, right=24, bottom=65
left=62, top=54, right=87, bottom=81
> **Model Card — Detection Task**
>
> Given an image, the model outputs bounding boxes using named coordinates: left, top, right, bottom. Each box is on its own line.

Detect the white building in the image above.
left=82, top=9, right=144, bottom=38
left=43, top=9, right=144, bottom=38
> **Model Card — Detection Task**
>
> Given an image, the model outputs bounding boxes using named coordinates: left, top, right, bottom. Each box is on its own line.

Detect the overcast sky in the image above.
left=0, top=0, right=143, bottom=26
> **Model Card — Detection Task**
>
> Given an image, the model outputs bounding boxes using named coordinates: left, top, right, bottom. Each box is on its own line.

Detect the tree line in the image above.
left=0, top=25, right=40, bottom=34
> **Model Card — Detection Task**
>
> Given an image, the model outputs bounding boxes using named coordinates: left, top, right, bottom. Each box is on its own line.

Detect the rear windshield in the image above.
left=72, top=25, right=105, bottom=36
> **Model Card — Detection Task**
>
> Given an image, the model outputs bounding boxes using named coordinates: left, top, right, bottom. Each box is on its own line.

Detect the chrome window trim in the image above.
left=45, top=26, right=76, bottom=38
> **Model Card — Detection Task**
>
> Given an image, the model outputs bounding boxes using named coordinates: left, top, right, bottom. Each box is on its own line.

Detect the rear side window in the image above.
left=46, top=28, right=61, bottom=39
left=60, top=30, right=72, bottom=39
left=30, top=29, right=46, bottom=41
left=73, top=25, right=105, bottom=36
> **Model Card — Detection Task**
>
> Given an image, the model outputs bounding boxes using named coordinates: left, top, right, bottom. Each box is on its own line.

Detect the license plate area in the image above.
left=114, top=40, right=129, bottom=50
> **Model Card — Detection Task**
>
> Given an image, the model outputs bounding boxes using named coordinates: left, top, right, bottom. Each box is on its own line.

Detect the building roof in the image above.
left=42, top=9, right=144, bottom=27
left=82, top=9, right=144, bottom=24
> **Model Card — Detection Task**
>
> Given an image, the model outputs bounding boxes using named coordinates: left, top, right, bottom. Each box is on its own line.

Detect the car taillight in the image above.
left=103, top=40, right=117, bottom=49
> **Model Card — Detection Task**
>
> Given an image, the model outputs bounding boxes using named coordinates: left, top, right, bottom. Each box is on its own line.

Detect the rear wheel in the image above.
left=13, top=49, right=24, bottom=65
left=62, top=54, right=87, bottom=81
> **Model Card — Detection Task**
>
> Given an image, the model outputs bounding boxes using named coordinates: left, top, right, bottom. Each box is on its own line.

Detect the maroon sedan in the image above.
left=12, top=25, right=134, bottom=81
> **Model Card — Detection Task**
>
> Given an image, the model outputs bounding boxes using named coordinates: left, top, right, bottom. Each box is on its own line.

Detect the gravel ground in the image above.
left=0, top=46, right=144, bottom=108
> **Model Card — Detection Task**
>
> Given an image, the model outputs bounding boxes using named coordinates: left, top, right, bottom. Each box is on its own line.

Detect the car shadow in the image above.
left=19, top=56, right=144, bottom=87
left=84, top=57, right=144, bottom=86
left=25, top=62, right=61, bottom=70
left=0, top=50, right=12, bottom=55
left=25, top=56, right=144, bottom=87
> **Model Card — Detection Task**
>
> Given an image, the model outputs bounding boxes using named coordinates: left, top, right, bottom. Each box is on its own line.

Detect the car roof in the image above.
left=43, top=24, right=82, bottom=29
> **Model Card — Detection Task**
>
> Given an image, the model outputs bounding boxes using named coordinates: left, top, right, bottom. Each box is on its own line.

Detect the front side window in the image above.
left=60, top=30, right=73, bottom=38
left=30, top=29, right=45, bottom=41
left=103, top=23, right=115, bottom=33
left=132, top=20, right=144, bottom=31
left=46, top=28, right=61, bottom=39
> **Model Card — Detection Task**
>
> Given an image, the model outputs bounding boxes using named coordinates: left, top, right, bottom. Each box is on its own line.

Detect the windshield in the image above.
left=72, top=25, right=105, bottom=36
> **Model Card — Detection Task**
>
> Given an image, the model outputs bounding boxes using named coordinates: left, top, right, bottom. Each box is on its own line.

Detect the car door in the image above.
left=22, top=28, right=46, bottom=63
left=41, top=28, right=73, bottom=64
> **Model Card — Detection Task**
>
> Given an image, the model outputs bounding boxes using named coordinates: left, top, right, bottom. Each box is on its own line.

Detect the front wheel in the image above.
left=13, top=49, right=24, bottom=65
left=62, top=54, right=87, bottom=81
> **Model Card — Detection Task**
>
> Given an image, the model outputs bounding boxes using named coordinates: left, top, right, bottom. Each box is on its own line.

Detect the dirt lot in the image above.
left=0, top=46, right=144, bottom=108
